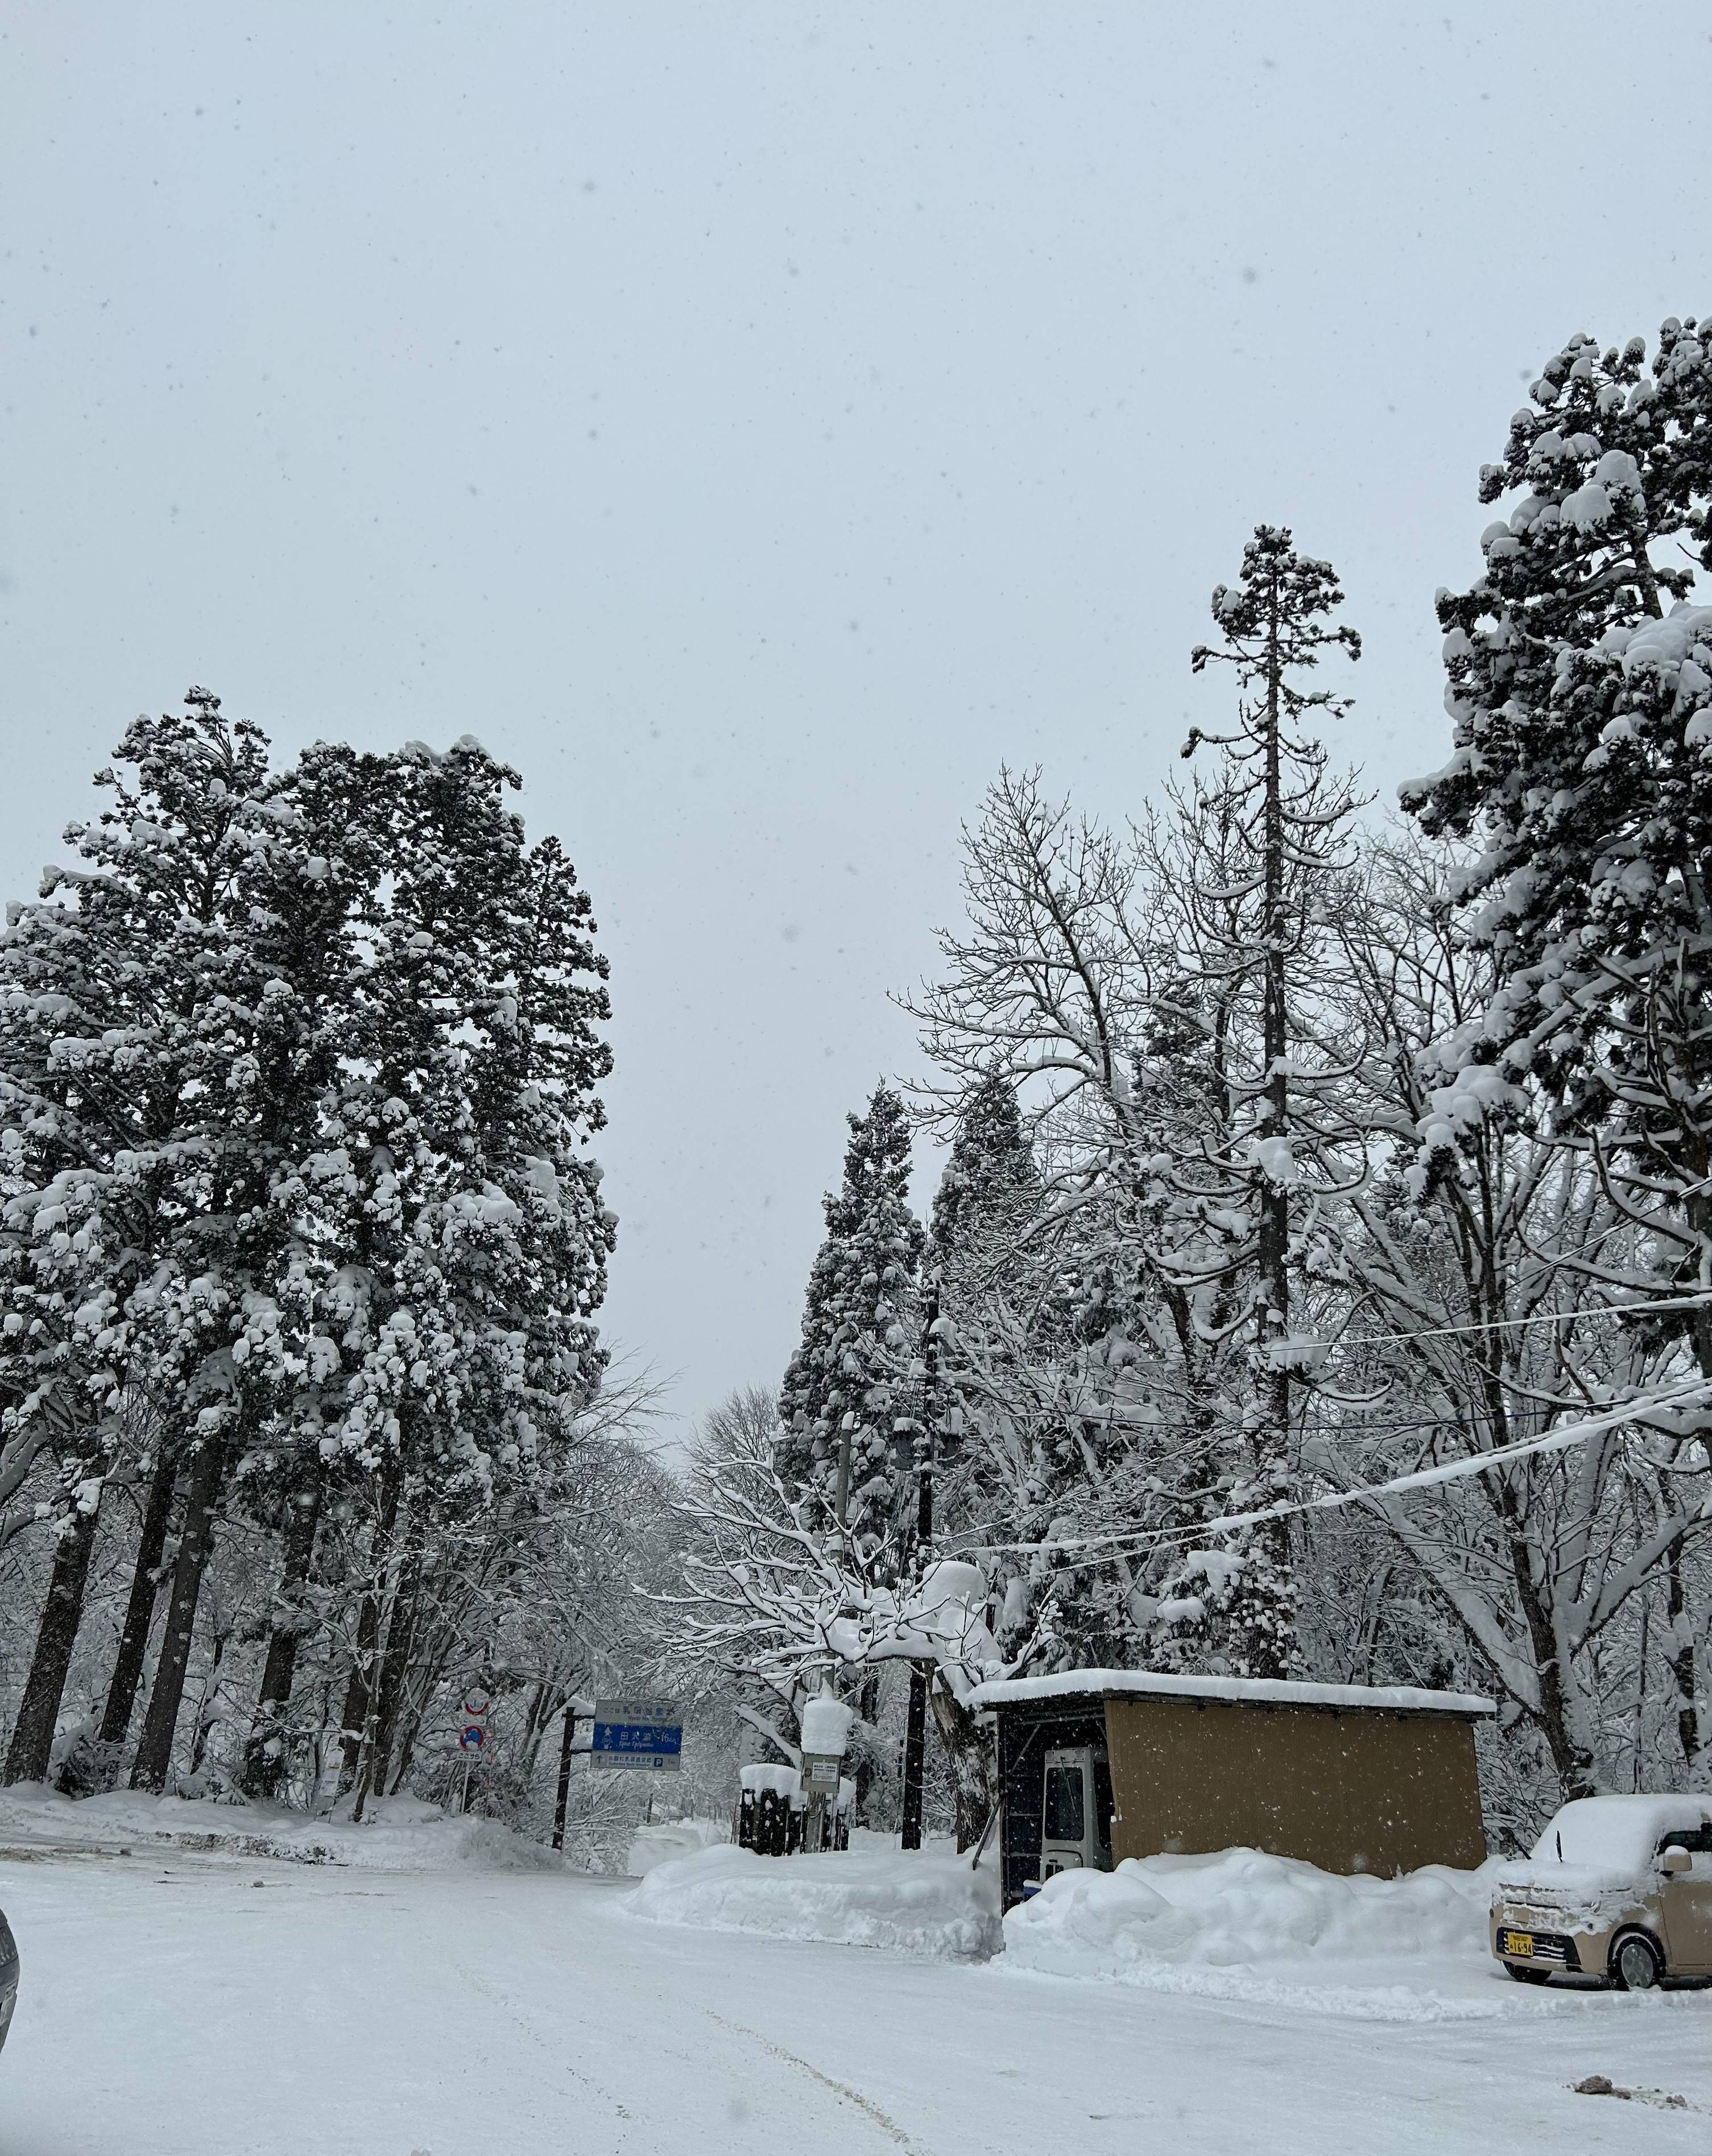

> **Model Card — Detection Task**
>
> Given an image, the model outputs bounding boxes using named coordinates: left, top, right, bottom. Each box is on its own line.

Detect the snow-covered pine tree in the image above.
left=778, top=1084, right=924, bottom=1547
left=1401, top=320, right=1712, bottom=1360
left=1401, top=319, right=1712, bottom=1778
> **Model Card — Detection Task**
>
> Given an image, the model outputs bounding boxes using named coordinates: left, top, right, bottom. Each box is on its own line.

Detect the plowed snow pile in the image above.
left=623, top=1844, right=1002, bottom=1959
left=1003, top=1848, right=1515, bottom=2021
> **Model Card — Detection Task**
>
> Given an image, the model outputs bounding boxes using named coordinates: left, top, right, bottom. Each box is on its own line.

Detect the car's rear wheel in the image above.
left=1611, top=1932, right=1664, bottom=1992
left=1504, top=1962, right=1551, bottom=1985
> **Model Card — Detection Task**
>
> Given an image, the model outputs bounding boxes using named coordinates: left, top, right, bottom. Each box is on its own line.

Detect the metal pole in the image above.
left=899, top=1271, right=940, bottom=1853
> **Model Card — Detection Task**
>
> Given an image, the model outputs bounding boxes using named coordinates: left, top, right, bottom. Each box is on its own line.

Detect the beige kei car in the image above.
left=1490, top=1794, right=1712, bottom=1990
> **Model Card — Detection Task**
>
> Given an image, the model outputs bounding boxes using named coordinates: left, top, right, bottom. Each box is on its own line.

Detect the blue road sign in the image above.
left=460, top=1724, right=485, bottom=1750
left=591, top=1697, right=683, bottom=1772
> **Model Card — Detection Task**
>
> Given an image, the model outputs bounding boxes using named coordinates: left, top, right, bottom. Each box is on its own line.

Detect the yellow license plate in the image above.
left=1506, top=1931, right=1533, bottom=1957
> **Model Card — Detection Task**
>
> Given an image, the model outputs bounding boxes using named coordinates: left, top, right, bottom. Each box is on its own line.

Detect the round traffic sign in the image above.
left=460, top=1725, right=486, bottom=1750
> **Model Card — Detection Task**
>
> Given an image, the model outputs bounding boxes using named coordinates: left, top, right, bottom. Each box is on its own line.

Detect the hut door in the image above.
left=1041, top=1747, right=1110, bottom=1877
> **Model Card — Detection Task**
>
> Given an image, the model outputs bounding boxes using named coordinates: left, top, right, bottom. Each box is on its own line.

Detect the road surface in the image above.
left=0, top=1842, right=1707, bottom=2154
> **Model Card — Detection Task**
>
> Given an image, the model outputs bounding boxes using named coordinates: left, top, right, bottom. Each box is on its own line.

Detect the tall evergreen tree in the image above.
left=927, top=1075, right=1039, bottom=1283
left=1401, top=320, right=1712, bottom=1776
left=778, top=1085, right=924, bottom=1546
left=0, top=691, right=352, bottom=1788
left=247, top=738, right=615, bottom=1806
left=1178, top=525, right=1362, bottom=1678
left=1402, top=320, right=1712, bottom=1370
left=2, top=701, right=617, bottom=1798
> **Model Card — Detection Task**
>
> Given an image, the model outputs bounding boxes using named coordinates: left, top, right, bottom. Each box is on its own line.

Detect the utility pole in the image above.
left=898, top=1271, right=941, bottom=1853
left=552, top=1699, right=577, bottom=1851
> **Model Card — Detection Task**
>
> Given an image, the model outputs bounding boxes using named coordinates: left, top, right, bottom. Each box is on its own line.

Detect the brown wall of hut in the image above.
left=1103, top=1696, right=1487, bottom=1876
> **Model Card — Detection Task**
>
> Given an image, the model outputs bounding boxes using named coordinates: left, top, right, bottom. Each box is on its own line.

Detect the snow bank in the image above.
left=1007, top=1847, right=1495, bottom=1972
left=622, top=1844, right=1002, bottom=1960
left=626, top=1816, right=728, bottom=1877
left=1002, top=1848, right=1516, bottom=2022
left=0, top=1783, right=562, bottom=1873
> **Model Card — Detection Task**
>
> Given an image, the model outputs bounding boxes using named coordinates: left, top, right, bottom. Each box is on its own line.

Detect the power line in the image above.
left=947, top=1379, right=1712, bottom=1566
left=1320, top=1290, right=1712, bottom=1356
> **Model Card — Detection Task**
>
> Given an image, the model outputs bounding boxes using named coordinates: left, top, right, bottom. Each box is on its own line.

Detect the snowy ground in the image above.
left=2, top=1811, right=1709, bottom=2154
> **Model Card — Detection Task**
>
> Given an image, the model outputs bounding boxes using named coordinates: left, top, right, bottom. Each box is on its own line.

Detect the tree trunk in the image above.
left=96, top=1447, right=179, bottom=1764
left=1666, top=1542, right=1699, bottom=1777
left=187, top=1618, right=231, bottom=1777
left=1237, top=572, right=1297, bottom=1681
left=853, top=1670, right=882, bottom=1822
left=900, top=1664, right=929, bottom=1851
left=337, top=1456, right=403, bottom=1798
left=353, top=1534, right=423, bottom=1821
left=929, top=1681, right=993, bottom=1852
left=3, top=1492, right=102, bottom=1785
left=238, top=1473, right=325, bottom=1799
left=130, top=1431, right=226, bottom=1793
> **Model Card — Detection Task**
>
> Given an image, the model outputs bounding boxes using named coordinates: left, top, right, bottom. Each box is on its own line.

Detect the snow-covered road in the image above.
left=2, top=1843, right=1707, bottom=2155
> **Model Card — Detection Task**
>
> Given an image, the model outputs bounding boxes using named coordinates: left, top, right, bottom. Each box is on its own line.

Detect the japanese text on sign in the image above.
left=591, top=1698, right=683, bottom=1772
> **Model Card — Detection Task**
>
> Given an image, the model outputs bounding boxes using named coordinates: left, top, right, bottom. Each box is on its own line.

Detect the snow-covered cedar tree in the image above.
left=247, top=736, right=616, bottom=1811
left=1177, top=524, right=1363, bottom=1676
left=926, top=1074, right=1040, bottom=1286
left=776, top=1085, right=924, bottom=1548
left=904, top=543, right=1365, bottom=1687
left=0, top=692, right=378, bottom=1790
left=1, top=697, right=620, bottom=1807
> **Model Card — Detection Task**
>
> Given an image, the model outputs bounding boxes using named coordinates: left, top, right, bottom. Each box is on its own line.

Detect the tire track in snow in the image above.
left=453, top=1961, right=633, bottom=2130
left=706, top=2010, right=931, bottom=2154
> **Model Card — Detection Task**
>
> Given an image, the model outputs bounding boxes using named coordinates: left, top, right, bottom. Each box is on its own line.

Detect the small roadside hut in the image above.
left=968, top=1669, right=1494, bottom=1910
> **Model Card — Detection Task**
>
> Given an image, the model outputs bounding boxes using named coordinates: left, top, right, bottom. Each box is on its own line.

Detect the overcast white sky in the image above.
left=5, top=6, right=1711, bottom=1436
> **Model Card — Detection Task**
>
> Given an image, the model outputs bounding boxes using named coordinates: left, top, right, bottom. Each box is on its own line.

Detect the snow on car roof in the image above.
left=966, top=1668, right=1495, bottom=1718
left=1529, top=1794, right=1712, bottom=1870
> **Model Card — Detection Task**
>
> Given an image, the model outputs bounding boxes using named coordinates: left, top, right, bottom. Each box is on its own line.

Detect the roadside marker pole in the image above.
left=458, top=1695, right=490, bottom=1816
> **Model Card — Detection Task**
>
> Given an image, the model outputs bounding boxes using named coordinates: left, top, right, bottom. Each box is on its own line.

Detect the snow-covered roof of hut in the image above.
left=967, top=1668, right=1494, bottom=1719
